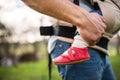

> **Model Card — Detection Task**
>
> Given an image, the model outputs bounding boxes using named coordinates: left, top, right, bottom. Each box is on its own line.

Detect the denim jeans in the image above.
left=51, top=40, right=116, bottom=80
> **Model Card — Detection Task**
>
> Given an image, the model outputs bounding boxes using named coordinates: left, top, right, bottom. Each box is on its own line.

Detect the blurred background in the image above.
left=0, top=0, right=120, bottom=80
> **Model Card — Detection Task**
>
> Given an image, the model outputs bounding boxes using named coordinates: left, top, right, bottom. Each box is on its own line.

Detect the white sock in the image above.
left=72, top=35, right=89, bottom=48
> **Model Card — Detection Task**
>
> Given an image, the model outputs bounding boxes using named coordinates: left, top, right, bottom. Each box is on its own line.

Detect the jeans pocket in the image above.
left=50, top=40, right=71, bottom=79
left=51, top=40, right=71, bottom=58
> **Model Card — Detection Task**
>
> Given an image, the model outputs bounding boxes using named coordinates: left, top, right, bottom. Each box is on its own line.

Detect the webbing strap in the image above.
left=48, top=54, right=52, bottom=80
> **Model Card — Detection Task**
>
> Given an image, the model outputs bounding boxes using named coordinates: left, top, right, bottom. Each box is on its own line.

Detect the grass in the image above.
left=0, top=55, right=120, bottom=80
left=0, top=59, right=61, bottom=80
left=109, top=55, right=120, bottom=80
left=0, top=46, right=120, bottom=80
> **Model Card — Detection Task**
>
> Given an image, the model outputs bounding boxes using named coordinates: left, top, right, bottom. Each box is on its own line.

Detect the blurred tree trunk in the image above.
left=0, top=23, right=18, bottom=66
left=33, top=42, right=39, bottom=60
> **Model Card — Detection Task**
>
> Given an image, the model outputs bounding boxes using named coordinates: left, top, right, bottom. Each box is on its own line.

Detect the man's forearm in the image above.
left=22, top=0, right=88, bottom=27
left=22, top=0, right=106, bottom=44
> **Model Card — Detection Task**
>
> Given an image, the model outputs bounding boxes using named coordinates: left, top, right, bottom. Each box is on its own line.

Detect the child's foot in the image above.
left=52, top=47, right=90, bottom=65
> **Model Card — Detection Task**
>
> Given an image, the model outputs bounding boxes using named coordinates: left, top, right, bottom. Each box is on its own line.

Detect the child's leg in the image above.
left=52, top=35, right=90, bottom=65
left=72, top=35, right=89, bottom=48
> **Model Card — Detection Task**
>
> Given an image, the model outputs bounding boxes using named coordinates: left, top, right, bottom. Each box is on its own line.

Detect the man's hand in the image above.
left=77, top=12, right=106, bottom=45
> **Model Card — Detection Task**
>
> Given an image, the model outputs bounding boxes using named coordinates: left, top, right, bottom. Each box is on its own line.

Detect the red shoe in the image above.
left=52, top=47, right=90, bottom=65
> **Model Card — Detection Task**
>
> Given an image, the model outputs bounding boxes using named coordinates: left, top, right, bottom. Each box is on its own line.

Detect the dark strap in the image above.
left=48, top=53, right=52, bottom=80
left=74, top=0, right=79, bottom=5
left=96, top=37, right=109, bottom=50
left=40, top=26, right=54, bottom=36
left=58, top=26, right=76, bottom=39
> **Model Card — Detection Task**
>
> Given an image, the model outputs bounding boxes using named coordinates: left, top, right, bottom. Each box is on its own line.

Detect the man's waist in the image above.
left=57, top=35, right=110, bottom=55
left=39, top=24, right=110, bottom=55
left=40, top=24, right=76, bottom=39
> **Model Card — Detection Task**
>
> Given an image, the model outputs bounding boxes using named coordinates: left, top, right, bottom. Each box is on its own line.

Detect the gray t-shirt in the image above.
left=70, top=0, right=94, bottom=12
